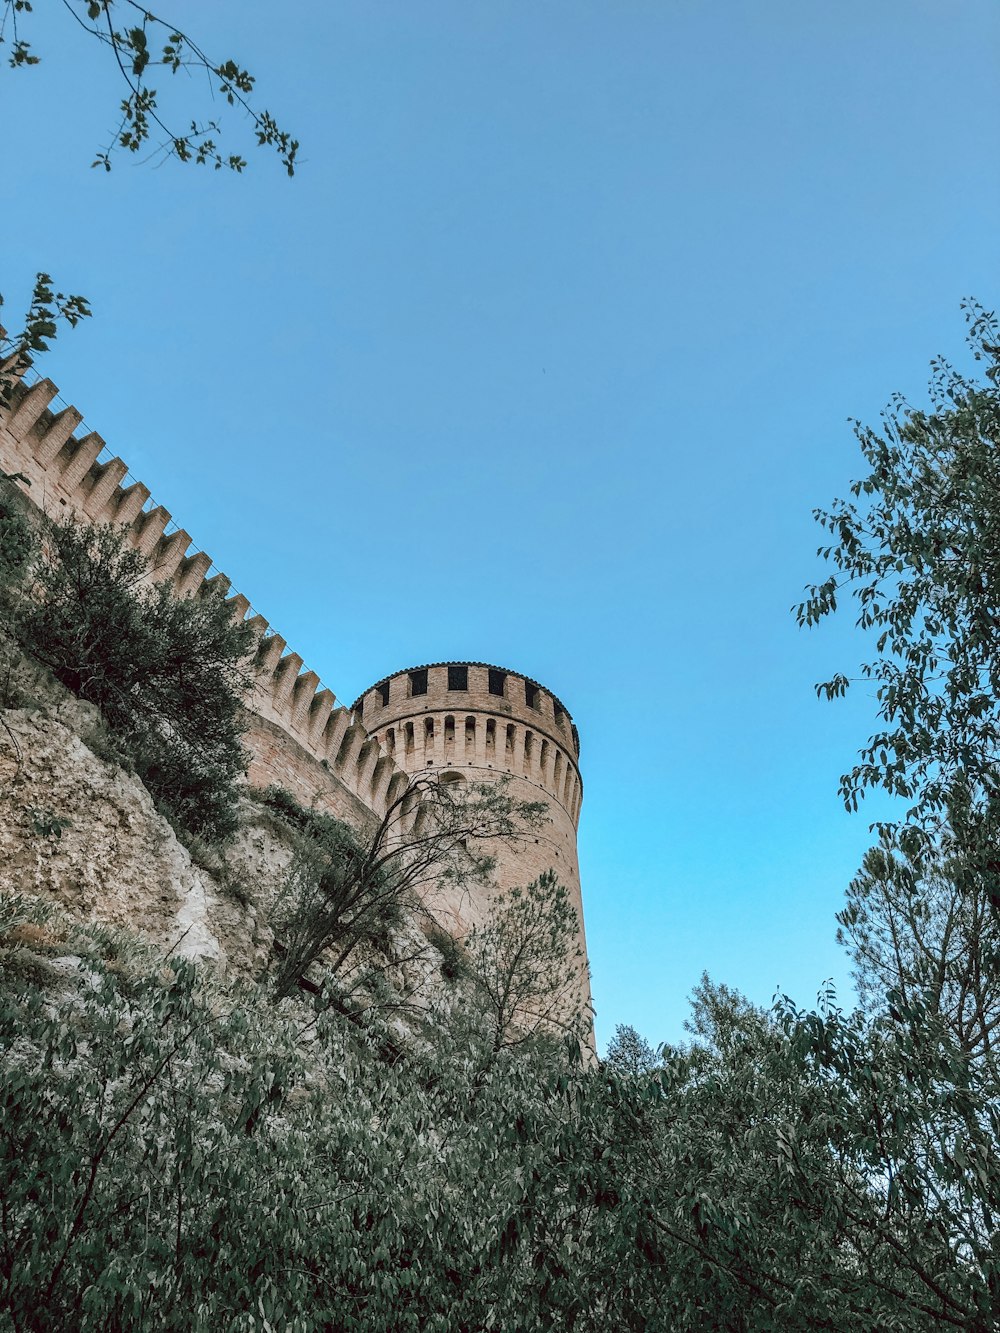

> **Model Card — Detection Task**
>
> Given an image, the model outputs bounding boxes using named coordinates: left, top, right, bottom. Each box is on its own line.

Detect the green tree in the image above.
left=796, top=300, right=1000, bottom=885
left=466, top=869, right=588, bottom=1053
left=263, top=774, right=548, bottom=1002
left=9, top=518, right=254, bottom=839
left=0, top=274, right=92, bottom=426
left=604, top=1022, right=658, bottom=1075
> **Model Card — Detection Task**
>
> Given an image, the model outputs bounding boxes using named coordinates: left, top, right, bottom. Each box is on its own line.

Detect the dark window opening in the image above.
left=553, top=702, right=565, bottom=724
left=378, top=681, right=391, bottom=706
left=409, top=669, right=428, bottom=697
left=488, top=669, right=506, bottom=697
left=525, top=681, right=539, bottom=709
left=448, top=665, right=468, bottom=691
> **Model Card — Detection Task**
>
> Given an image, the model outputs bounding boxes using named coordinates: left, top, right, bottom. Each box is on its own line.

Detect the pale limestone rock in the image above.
left=0, top=705, right=224, bottom=963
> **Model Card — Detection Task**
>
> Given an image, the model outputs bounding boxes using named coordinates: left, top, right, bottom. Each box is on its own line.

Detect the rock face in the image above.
left=0, top=660, right=297, bottom=978
left=1, top=701, right=215, bottom=955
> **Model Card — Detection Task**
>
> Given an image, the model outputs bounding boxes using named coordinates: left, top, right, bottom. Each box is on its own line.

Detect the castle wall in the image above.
left=0, top=369, right=405, bottom=836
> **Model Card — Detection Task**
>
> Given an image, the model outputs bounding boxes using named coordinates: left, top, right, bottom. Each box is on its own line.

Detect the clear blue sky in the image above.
left=3, top=0, right=998, bottom=1051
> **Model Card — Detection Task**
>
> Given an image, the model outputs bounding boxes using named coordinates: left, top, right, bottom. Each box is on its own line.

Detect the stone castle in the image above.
left=0, top=361, right=592, bottom=1017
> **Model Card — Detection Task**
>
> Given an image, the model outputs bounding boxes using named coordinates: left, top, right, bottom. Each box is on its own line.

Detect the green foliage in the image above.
left=0, top=0, right=297, bottom=174
left=604, top=1022, right=658, bottom=1075
left=796, top=301, right=1000, bottom=871
left=8, top=902, right=997, bottom=1332
left=8, top=519, right=253, bottom=840
left=785, top=301, right=1000, bottom=1328
left=0, top=892, right=602, bottom=1332
left=26, top=807, right=72, bottom=839
left=467, top=869, right=588, bottom=1052
left=0, top=274, right=93, bottom=419
left=423, top=919, right=469, bottom=982
left=263, top=775, right=548, bottom=1001
left=0, top=486, right=34, bottom=583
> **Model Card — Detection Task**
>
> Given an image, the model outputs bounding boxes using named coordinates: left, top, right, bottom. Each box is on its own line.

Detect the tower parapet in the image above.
left=353, top=661, right=583, bottom=824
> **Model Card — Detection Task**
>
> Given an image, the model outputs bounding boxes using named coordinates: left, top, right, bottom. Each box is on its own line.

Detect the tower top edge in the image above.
left=352, top=661, right=574, bottom=722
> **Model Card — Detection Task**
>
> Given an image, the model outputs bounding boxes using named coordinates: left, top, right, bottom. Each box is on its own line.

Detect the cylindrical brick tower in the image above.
left=352, top=661, right=589, bottom=1007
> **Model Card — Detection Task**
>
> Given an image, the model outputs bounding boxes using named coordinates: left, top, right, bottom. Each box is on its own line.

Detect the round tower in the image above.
left=352, top=661, right=588, bottom=983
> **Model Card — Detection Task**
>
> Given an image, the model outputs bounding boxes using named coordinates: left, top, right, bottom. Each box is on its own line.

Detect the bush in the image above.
left=15, top=520, right=254, bottom=840
left=0, top=486, right=34, bottom=590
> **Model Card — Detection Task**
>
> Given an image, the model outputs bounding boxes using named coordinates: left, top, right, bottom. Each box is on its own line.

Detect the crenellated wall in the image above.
left=0, top=366, right=412, bottom=832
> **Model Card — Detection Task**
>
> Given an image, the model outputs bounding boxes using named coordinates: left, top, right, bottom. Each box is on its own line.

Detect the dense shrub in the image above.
left=7, top=518, right=254, bottom=840
left=0, top=487, right=34, bottom=589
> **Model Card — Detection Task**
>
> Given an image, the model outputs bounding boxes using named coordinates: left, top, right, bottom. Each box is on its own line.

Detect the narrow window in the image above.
left=553, top=702, right=565, bottom=725
left=485, top=717, right=496, bottom=758
left=465, top=716, right=476, bottom=757
left=444, top=715, right=456, bottom=757
left=523, top=730, right=534, bottom=774
left=554, top=750, right=564, bottom=789
left=404, top=722, right=415, bottom=754
left=505, top=724, right=516, bottom=761
left=386, top=727, right=396, bottom=755
left=409, top=669, right=428, bottom=697
left=424, top=717, right=435, bottom=743
left=525, top=681, right=539, bottom=710
left=540, top=738, right=550, bottom=776
left=378, top=681, right=391, bottom=706
left=488, top=669, right=506, bottom=697
left=448, top=664, right=468, bottom=691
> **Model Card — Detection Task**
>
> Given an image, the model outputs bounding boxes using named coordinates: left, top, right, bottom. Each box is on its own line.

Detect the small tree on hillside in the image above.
left=265, top=775, right=548, bottom=1000
left=11, top=519, right=254, bottom=839
left=466, top=870, right=588, bottom=1053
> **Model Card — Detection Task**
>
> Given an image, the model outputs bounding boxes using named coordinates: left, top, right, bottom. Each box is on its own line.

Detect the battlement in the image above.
left=0, top=368, right=413, bottom=824
left=354, top=662, right=584, bottom=826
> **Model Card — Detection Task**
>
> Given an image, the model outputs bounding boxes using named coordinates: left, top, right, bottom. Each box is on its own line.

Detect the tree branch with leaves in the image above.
left=1, top=0, right=297, bottom=174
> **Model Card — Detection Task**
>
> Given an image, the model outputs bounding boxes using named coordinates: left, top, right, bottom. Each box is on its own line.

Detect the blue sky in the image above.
left=3, top=0, right=998, bottom=1050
